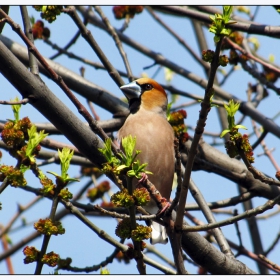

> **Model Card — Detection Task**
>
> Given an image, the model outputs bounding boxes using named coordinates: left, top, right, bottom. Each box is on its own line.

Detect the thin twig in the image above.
left=175, top=37, right=224, bottom=231
left=34, top=184, right=62, bottom=274
left=0, top=98, right=29, bottom=105
left=63, top=6, right=124, bottom=87
left=20, top=6, right=39, bottom=75
left=264, top=231, right=280, bottom=256
left=49, top=7, right=89, bottom=60
left=251, top=129, right=268, bottom=150
left=258, top=254, right=280, bottom=271
left=94, top=204, right=156, bottom=221
left=165, top=216, right=188, bottom=274
left=189, top=178, right=233, bottom=256
left=233, top=209, right=243, bottom=254
left=57, top=241, right=124, bottom=272
left=185, top=210, right=280, bottom=273
left=61, top=199, right=128, bottom=251
left=185, top=191, right=255, bottom=210
left=256, top=206, right=280, bottom=220
left=44, top=38, right=138, bottom=80
left=79, top=7, right=280, bottom=139
left=142, top=254, right=176, bottom=274
left=225, top=37, right=280, bottom=75
left=0, top=118, right=126, bottom=134
left=166, top=138, right=181, bottom=215
left=94, top=5, right=133, bottom=82
left=126, top=176, right=146, bottom=275
left=146, top=6, right=209, bottom=70
left=211, top=209, right=234, bottom=215
left=145, top=243, right=176, bottom=268
left=239, top=59, right=280, bottom=95
left=1, top=233, right=15, bottom=274
left=251, top=120, right=280, bottom=171
left=187, top=125, right=221, bottom=138
left=0, top=8, right=115, bottom=152
left=238, top=147, right=280, bottom=187
left=0, top=197, right=41, bottom=238
left=0, top=178, right=9, bottom=195
left=219, top=65, right=235, bottom=86
left=171, top=100, right=198, bottom=111
left=182, top=193, right=280, bottom=232
left=153, top=6, right=280, bottom=38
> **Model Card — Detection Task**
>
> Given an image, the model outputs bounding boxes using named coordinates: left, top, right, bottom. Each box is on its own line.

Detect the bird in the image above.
left=118, top=78, right=175, bottom=244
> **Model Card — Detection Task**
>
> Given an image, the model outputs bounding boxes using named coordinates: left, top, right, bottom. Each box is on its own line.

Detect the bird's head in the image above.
left=120, top=78, right=168, bottom=115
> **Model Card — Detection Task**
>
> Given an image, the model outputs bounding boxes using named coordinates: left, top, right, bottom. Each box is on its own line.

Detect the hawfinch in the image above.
left=118, top=78, right=175, bottom=244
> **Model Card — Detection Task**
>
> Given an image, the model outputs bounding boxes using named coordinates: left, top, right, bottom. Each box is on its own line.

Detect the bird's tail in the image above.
left=150, top=221, right=168, bottom=244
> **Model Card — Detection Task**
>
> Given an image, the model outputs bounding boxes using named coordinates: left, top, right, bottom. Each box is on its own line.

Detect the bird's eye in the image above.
left=143, top=83, right=153, bottom=91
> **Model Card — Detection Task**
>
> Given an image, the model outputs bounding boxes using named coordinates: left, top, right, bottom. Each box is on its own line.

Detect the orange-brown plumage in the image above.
left=139, top=78, right=167, bottom=111
left=118, top=78, right=175, bottom=244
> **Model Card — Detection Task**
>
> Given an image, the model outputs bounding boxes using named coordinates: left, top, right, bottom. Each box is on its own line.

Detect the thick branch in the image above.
left=0, top=40, right=105, bottom=167
left=181, top=139, right=280, bottom=200
left=77, top=7, right=280, bottom=139
left=153, top=6, right=280, bottom=38
left=0, top=34, right=128, bottom=115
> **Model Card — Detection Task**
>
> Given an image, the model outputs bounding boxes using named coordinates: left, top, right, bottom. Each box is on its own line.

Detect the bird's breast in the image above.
left=118, top=111, right=175, bottom=201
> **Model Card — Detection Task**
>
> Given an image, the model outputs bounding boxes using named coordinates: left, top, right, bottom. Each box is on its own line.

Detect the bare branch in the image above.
left=0, top=39, right=106, bottom=167
left=77, top=7, right=280, bottom=139
left=64, top=6, right=124, bottom=87
left=153, top=6, right=280, bottom=38
left=182, top=193, right=280, bottom=232
left=94, top=5, right=133, bottom=82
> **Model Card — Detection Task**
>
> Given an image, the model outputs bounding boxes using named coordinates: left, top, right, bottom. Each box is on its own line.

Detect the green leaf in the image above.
left=209, top=27, right=217, bottom=34
left=220, top=28, right=231, bottom=36
left=171, top=94, right=179, bottom=104
left=268, top=54, right=275, bottom=63
left=20, top=164, right=30, bottom=173
left=64, top=178, right=80, bottom=183
left=220, top=129, right=231, bottom=138
left=127, top=170, right=136, bottom=177
left=235, top=124, right=247, bottom=130
left=58, top=147, right=74, bottom=180
left=209, top=6, right=234, bottom=42
left=47, top=170, right=79, bottom=184
left=224, top=99, right=240, bottom=117
left=116, top=164, right=128, bottom=171
left=223, top=6, right=233, bottom=23
left=214, top=35, right=221, bottom=43
left=11, top=96, right=21, bottom=122
left=164, top=67, right=175, bottom=84
left=166, top=102, right=173, bottom=121
left=209, top=15, right=216, bottom=21
left=48, top=147, right=79, bottom=184
left=128, top=160, right=153, bottom=179
left=30, top=16, right=35, bottom=25
left=122, top=135, right=136, bottom=158
left=25, top=125, right=48, bottom=163
left=47, top=171, right=60, bottom=178
left=38, top=170, right=46, bottom=180
left=98, top=138, right=115, bottom=163
left=121, top=135, right=138, bottom=166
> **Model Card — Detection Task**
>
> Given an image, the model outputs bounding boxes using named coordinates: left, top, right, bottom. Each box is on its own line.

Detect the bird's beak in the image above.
left=120, top=81, right=141, bottom=100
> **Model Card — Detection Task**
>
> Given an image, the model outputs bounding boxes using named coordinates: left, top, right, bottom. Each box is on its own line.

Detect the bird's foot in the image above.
left=157, top=198, right=171, bottom=216
left=136, top=172, right=148, bottom=186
